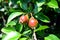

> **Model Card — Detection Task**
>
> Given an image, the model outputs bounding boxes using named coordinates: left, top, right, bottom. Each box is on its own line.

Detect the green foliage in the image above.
left=0, top=34, right=2, bottom=38
left=6, top=21, right=16, bottom=27
left=33, top=6, right=42, bottom=14
left=35, top=12, right=50, bottom=23
left=36, top=0, right=45, bottom=7
left=7, top=12, right=24, bottom=24
left=2, top=31, right=21, bottom=40
left=0, top=0, right=60, bottom=40
left=22, top=30, right=31, bottom=35
left=35, top=25, right=49, bottom=32
left=15, top=23, right=23, bottom=32
left=18, top=1, right=28, bottom=10
left=47, top=0, right=59, bottom=9
left=44, top=34, right=60, bottom=40
left=1, top=27, right=16, bottom=34
left=19, top=37, right=27, bottom=40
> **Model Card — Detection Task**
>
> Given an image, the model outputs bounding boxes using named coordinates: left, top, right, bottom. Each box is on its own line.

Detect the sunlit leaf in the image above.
left=35, top=25, right=49, bottom=32
left=22, top=30, right=31, bottom=35
left=9, top=8, right=21, bottom=12
left=47, top=0, right=59, bottom=9
left=36, top=0, right=45, bottom=7
left=2, top=31, right=21, bottom=40
left=7, top=12, right=24, bottom=24
left=0, top=34, right=2, bottom=38
left=1, top=27, right=15, bottom=34
left=19, top=38, right=27, bottom=40
left=45, top=37, right=51, bottom=40
left=0, top=8, right=5, bottom=12
left=0, top=0, right=3, bottom=2
left=44, top=34, right=60, bottom=40
left=6, top=21, right=16, bottom=26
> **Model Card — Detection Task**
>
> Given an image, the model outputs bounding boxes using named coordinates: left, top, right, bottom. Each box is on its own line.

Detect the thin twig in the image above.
left=2, top=16, right=6, bottom=26
left=33, top=27, right=37, bottom=40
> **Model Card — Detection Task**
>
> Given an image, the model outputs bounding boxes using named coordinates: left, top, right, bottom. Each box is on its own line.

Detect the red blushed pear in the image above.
left=28, top=16, right=38, bottom=29
left=19, top=14, right=29, bottom=23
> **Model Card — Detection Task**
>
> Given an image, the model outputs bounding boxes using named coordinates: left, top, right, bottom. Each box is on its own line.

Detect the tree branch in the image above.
left=2, top=15, right=6, bottom=26
left=33, top=27, right=37, bottom=40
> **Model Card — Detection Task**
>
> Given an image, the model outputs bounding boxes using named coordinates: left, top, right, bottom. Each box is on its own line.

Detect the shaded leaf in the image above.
left=15, top=23, right=23, bottom=32
left=22, top=0, right=31, bottom=3
left=35, top=12, right=50, bottom=23
left=17, top=1, right=27, bottom=10
left=54, top=8, right=60, bottom=13
left=33, top=0, right=45, bottom=13
left=20, top=3, right=27, bottom=10
left=33, top=5, right=42, bottom=14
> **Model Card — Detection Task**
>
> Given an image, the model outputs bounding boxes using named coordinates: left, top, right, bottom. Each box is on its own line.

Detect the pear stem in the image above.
left=30, top=13, right=33, bottom=17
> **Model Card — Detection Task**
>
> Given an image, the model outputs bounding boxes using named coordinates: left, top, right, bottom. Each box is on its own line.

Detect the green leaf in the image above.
left=20, top=3, right=27, bottom=10
left=44, top=34, right=60, bottom=40
left=36, top=30, right=45, bottom=37
left=2, top=31, right=21, bottom=40
left=39, top=25, right=49, bottom=30
left=35, top=12, right=50, bottom=23
left=54, top=8, right=60, bottom=13
left=0, top=0, right=3, bottom=2
left=58, top=0, right=60, bottom=2
left=36, top=0, right=45, bottom=7
left=22, top=30, right=31, bottom=35
left=17, top=1, right=27, bottom=10
left=15, top=23, right=23, bottom=32
left=35, top=25, right=49, bottom=32
left=26, top=4, right=33, bottom=13
left=33, top=5, right=42, bottom=14
left=6, top=21, right=16, bottom=26
left=7, top=12, right=24, bottom=24
left=9, top=8, right=21, bottom=12
left=19, top=38, right=27, bottom=40
left=47, top=0, right=59, bottom=9
left=45, top=37, right=51, bottom=40
left=1, top=27, right=15, bottom=34
left=33, top=0, right=45, bottom=13
left=0, top=34, right=2, bottom=38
